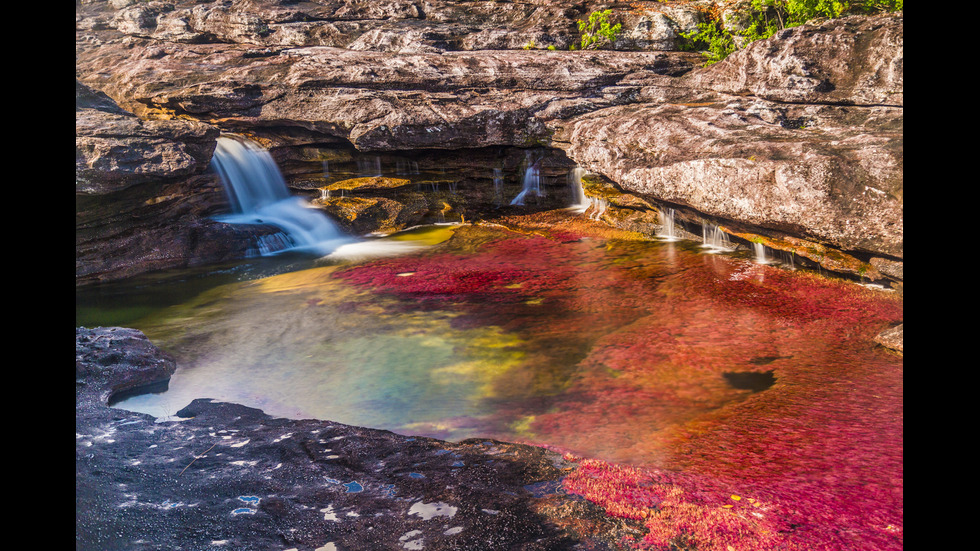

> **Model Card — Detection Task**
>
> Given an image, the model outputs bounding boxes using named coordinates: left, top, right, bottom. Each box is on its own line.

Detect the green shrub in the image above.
left=679, top=19, right=737, bottom=65
left=577, top=10, right=622, bottom=50
left=681, top=0, right=903, bottom=65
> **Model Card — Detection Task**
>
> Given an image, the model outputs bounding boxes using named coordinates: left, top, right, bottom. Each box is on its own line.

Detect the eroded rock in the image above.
left=75, top=1, right=903, bottom=282
left=76, top=81, right=288, bottom=284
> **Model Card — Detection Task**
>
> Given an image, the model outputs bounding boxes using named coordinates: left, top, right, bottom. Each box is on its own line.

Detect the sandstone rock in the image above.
left=688, top=14, right=904, bottom=106
left=557, top=14, right=903, bottom=261
left=80, top=0, right=706, bottom=53
left=75, top=80, right=284, bottom=285
left=873, top=323, right=903, bottom=353
left=75, top=0, right=903, bottom=281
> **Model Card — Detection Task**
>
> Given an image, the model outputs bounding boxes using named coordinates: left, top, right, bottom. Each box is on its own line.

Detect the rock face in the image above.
left=76, top=81, right=285, bottom=285
left=558, top=14, right=903, bottom=261
left=76, top=1, right=903, bottom=283
left=76, top=326, right=641, bottom=550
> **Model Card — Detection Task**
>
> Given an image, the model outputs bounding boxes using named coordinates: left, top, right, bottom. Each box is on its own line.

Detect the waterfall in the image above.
left=492, top=168, right=504, bottom=204
left=358, top=156, right=382, bottom=177
left=567, top=167, right=589, bottom=213
left=510, top=153, right=543, bottom=206
left=658, top=207, right=679, bottom=241
left=396, top=159, right=420, bottom=175
left=753, top=243, right=770, bottom=264
left=211, top=135, right=352, bottom=256
left=700, top=223, right=733, bottom=253
left=588, top=197, right=608, bottom=221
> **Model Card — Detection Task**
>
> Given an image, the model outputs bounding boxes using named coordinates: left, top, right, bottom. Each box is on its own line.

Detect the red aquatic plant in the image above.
left=333, top=221, right=902, bottom=550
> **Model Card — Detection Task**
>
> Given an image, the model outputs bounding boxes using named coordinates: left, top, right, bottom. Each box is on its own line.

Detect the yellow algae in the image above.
left=383, top=224, right=460, bottom=245
left=509, top=415, right=537, bottom=436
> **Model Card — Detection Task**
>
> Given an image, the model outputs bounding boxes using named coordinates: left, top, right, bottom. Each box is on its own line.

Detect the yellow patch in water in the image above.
left=384, top=224, right=460, bottom=245
left=509, top=415, right=537, bottom=436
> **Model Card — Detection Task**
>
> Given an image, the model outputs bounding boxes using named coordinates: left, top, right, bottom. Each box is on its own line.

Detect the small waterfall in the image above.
left=358, top=156, right=382, bottom=177
left=211, top=135, right=352, bottom=256
left=588, top=197, right=608, bottom=221
left=492, top=168, right=504, bottom=204
left=567, top=167, right=589, bottom=213
left=510, top=154, right=543, bottom=206
left=658, top=207, right=679, bottom=241
left=753, top=242, right=770, bottom=264
left=396, top=159, right=420, bottom=175
left=700, top=223, right=733, bottom=253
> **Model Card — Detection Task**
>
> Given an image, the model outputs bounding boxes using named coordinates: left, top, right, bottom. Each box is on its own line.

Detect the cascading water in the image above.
left=567, top=167, right=589, bottom=213
left=657, top=207, right=679, bottom=241
left=492, top=168, right=504, bottom=205
left=510, top=153, right=543, bottom=206
left=358, top=156, right=382, bottom=177
left=700, top=222, right=733, bottom=253
left=211, top=135, right=352, bottom=256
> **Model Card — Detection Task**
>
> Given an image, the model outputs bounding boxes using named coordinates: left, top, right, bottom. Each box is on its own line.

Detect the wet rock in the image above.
left=76, top=81, right=283, bottom=285
left=558, top=14, right=903, bottom=261
left=75, top=1, right=902, bottom=282
left=873, top=323, right=903, bottom=353
left=76, top=327, right=641, bottom=550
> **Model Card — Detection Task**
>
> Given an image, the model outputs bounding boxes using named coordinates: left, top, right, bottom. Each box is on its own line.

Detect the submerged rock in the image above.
left=76, top=326, right=641, bottom=550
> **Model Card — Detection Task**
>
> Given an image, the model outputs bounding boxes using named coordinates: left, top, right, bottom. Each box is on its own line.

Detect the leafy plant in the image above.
left=679, top=19, right=736, bottom=65
left=681, top=0, right=903, bottom=65
left=577, top=10, right=622, bottom=50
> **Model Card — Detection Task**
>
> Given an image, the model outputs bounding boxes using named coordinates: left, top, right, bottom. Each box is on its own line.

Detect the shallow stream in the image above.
left=76, top=215, right=902, bottom=471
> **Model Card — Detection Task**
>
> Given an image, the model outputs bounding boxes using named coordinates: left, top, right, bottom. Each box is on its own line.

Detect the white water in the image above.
left=700, top=223, right=733, bottom=253
left=510, top=154, right=543, bottom=206
left=567, top=167, right=589, bottom=213
left=211, top=135, right=352, bottom=256
left=657, top=207, right=680, bottom=241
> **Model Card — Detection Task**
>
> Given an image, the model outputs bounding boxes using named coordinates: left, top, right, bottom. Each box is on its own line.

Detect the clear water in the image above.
left=77, top=217, right=902, bottom=471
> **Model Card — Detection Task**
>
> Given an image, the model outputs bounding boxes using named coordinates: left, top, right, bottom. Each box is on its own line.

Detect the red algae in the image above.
left=333, top=218, right=902, bottom=550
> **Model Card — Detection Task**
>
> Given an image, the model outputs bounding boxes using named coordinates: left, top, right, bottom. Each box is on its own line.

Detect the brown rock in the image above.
left=75, top=80, right=283, bottom=285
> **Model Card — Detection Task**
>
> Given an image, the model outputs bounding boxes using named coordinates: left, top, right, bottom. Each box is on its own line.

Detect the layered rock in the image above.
left=76, top=81, right=285, bottom=284
left=556, top=14, right=903, bottom=271
left=76, top=1, right=903, bottom=284
left=79, top=0, right=703, bottom=53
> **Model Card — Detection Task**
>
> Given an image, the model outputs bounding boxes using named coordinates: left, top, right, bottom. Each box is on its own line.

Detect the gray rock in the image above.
left=76, top=327, right=642, bottom=550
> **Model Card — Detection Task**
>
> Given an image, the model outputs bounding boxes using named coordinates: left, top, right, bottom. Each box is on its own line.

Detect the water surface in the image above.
left=79, top=218, right=902, bottom=472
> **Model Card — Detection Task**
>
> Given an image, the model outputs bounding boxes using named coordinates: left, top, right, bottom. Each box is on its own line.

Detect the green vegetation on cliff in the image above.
left=681, top=0, right=904, bottom=64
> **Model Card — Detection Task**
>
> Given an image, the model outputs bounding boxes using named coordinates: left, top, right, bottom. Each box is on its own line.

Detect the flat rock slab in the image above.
left=76, top=327, right=639, bottom=550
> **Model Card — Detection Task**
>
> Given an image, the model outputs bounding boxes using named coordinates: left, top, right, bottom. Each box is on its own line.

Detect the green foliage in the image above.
left=577, top=10, right=623, bottom=50
left=785, top=0, right=848, bottom=21
left=679, top=19, right=736, bottom=65
left=680, top=0, right=902, bottom=65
